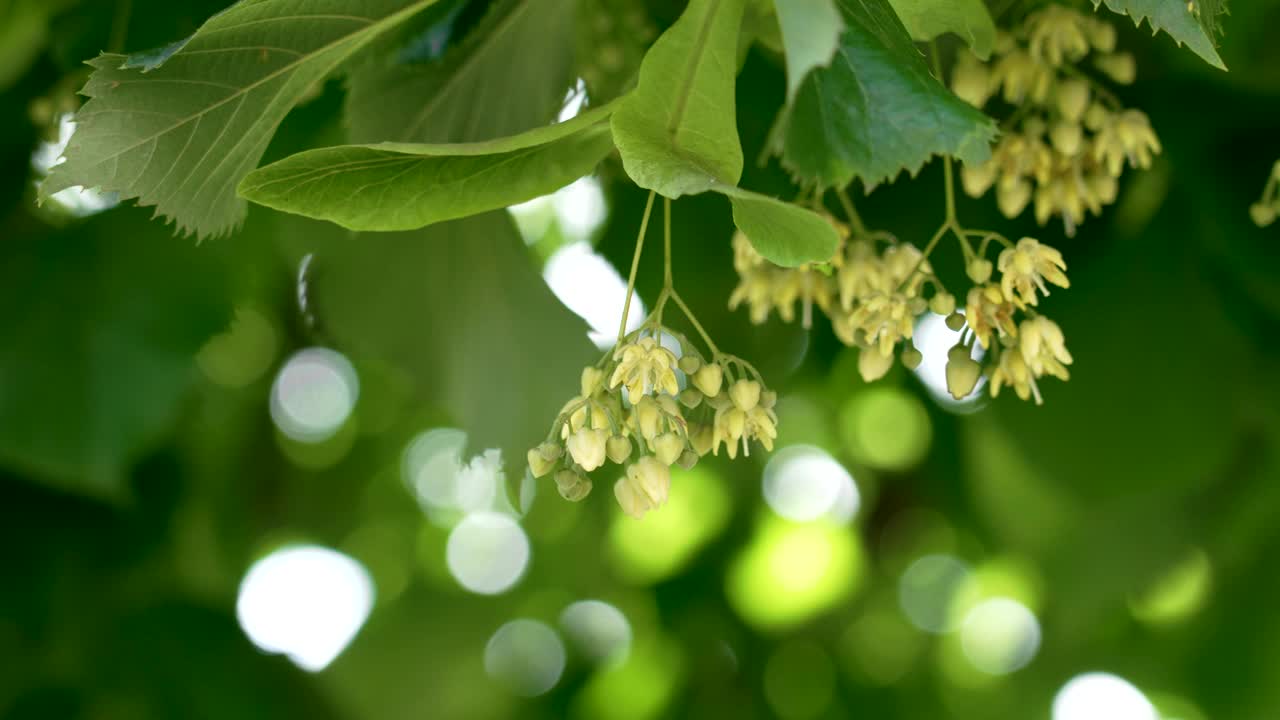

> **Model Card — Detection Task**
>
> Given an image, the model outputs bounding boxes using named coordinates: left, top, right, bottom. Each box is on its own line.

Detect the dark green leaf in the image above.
left=1093, top=0, right=1226, bottom=69
left=310, top=212, right=595, bottom=472
left=778, top=0, right=996, bottom=189
left=42, top=0, right=441, bottom=239
left=346, top=0, right=578, bottom=144
left=0, top=209, right=232, bottom=499
left=611, top=0, right=746, bottom=197
left=239, top=104, right=616, bottom=231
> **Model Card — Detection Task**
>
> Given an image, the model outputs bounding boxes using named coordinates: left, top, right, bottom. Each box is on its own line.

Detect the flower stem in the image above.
left=663, top=196, right=674, bottom=290
left=618, top=191, right=656, bottom=342
left=836, top=187, right=869, bottom=237
left=671, top=291, right=719, bottom=356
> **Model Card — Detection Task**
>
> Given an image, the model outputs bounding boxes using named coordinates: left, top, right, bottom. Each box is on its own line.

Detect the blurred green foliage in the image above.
left=2, top=1, right=1280, bottom=720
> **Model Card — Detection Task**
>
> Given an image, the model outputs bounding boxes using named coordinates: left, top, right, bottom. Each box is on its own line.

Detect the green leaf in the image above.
left=886, top=0, right=996, bottom=59
left=611, top=0, right=746, bottom=197
left=0, top=208, right=232, bottom=500
left=778, top=0, right=996, bottom=189
left=772, top=0, right=844, bottom=100
left=1093, top=0, right=1226, bottom=70
left=346, top=0, right=578, bottom=143
left=238, top=103, right=617, bottom=231
left=309, top=212, right=595, bottom=472
left=716, top=184, right=841, bottom=266
left=42, top=0, right=440, bottom=239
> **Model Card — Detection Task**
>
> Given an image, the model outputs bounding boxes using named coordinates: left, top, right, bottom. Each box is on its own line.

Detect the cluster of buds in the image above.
left=728, top=229, right=838, bottom=328
left=528, top=334, right=778, bottom=518
left=946, top=238, right=1074, bottom=404
left=729, top=227, right=952, bottom=385
left=952, top=5, right=1161, bottom=235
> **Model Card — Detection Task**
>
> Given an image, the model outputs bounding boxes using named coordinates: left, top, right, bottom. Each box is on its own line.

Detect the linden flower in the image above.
left=1026, top=5, right=1091, bottom=66
left=997, top=237, right=1069, bottom=308
left=1093, top=110, right=1161, bottom=176
left=1019, top=316, right=1073, bottom=379
left=610, top=336, right=679, bottom=398
left=965, top=284, right=1018, bottom=349
left=990, top=345, right=1037, bottom=402
left=845, top=291, right=920, bottom=355
left=837, top=240, right=881, bottom=310
left=711, top=379, right=778, bottom=459
left=614, top=456, right=670, bottom=518
left=567, top=428, right=609, bottom=472
left=555, top=469, right=593, bottom=501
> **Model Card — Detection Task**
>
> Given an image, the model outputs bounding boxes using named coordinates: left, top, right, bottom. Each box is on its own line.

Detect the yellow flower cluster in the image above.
left=730, top=228, right=951, bottom=384
left=728, top=230, right=838, bottom=327
left=528, top=335, right=777, bottom=518
left=947, top=239, right=1073, bottom=404
left=953, top=5, right=1160, bottom=235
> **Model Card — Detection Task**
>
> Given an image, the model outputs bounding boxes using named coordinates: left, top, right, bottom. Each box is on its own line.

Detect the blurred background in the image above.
left=2, top=1, right=1280, bottom=719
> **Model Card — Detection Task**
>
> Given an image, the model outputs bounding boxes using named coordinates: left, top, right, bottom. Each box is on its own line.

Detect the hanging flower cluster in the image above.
left=527, top=334, right=778, bottom=518
left=952, top=5, right=1160, bottom=235
left=729, top=208, right=1074, bottom=404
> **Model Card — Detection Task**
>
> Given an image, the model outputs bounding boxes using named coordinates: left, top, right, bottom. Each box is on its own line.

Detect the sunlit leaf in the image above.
left=715, top=183, right=840, bottom=267
left=886, top=0, right=996, bottom=59
left=772, top=0, right=844, bottom=100
left=42, top=0, right=441, bottom=238
left=239, top=104, right=617, bottom=231
left=611, top=0, right=745, bottom=197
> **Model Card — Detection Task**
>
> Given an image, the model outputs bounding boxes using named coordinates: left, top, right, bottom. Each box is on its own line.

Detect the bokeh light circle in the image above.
left=484, top=619, right=566, bottom=696
left=270, top=347, right=359, bottom=443
left=445, top=512, right=530, bottom=594
left=898, top=554, right=971, bottom=634
left=1053, top=673, right=1157, bottom=720
left=235, top=545, right=374, bottom=672
left=559, top=600, right=632, bottom=666
left=839, top=386, right=932, bottom=471
left=763, top=445, right=859, bottom=523
left=959, top=597, right=1041, bottom=675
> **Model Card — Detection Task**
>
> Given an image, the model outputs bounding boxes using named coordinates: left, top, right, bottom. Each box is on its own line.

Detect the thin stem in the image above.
left=836, top=188, right=869, bottom=237
left=663, top=196, right=674, bottom=289
left=671, top=291, right=719, bottom=356
left=618, top=191, right=656, bottom=342
left=110, top=0, right=133, bottom=53
left=943, top=156, right=958, bottom=225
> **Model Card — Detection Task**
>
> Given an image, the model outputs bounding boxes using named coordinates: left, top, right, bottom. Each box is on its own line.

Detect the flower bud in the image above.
left=567, top=428, right=608, bottom=472
left=555, top=469, right=593, bottom=501
left=1094, top=52, right=1135, bottom=85
left=997, top=178, right=1032, bottom=218
left=657, top=394, right=681, bottom=416
left=581, top=366, right=605, bottom=397
left=678, top=355, right=702, bottom=374
left=729, top=379, right=761, bottom=411
left=614, top=457, right=670, bottom=518
left=858, top=347, right=894, bottom=382
left=633, top=397, right=661, bottom=441
left=1087, top=18, right=1116, bottom=52
left=606, top=435, right=633, bottom=464
left=946, top=312, right=967, bottom=332
left=901, top=346, right=923, bottom=370
left=679, top=387, right=703, bottom=408
left=689, top=423, right=715, bottom=456
left=677, top=450, right=699, bottom=470
left=527, top=446, right=558, bottom=478
left=760, top=390, right=777, bottom=410
left=653, top=432, right=685, bottom=466
left=693, top=363, right=723, bottom=397
left=1250, top=202, right=1276, bottom=228
left=967, top=258, right=994, bottom=284
left=1055, top=78, right=1090, bottom=122
left=1050, top=121, right=1083, bottom=156
left=961, top=161, right=997, bottom=198
left=929, top=292, right=956, bottom=316
left=946, top=345, right=983, bottom=400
